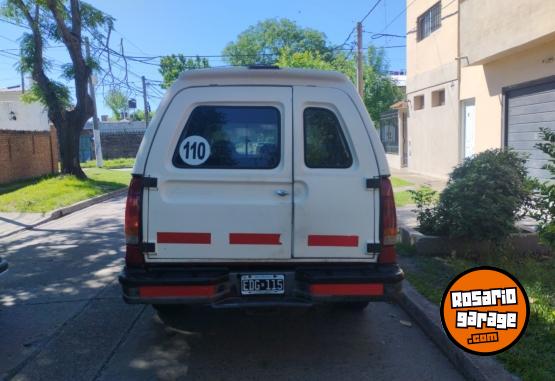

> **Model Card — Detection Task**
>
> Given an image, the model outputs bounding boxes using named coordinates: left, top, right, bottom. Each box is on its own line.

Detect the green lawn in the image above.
left=0, top=168, right=130, bottom=213
left=391, top=176, right=413, bottom=188
left=81, top=157, right=135, bottom=169
left=398, top=247, right=555, bottom=381
left=390, top=177, right=414, bottom=207
left=394, top=190, right=412, bottom=207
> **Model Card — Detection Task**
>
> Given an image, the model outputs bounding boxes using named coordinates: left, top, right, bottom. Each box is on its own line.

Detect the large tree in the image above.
left=223, top=18, right=332, bottom=66
left=159, top=55, right=209, bottom=89
left=361, top=46, right=403, bottom=124
left=278, top=45, right=402, bottom=124
left=3, top=0, right=113, bottom=178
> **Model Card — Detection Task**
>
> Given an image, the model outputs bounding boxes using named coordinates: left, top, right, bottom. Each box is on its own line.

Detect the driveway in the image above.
left=0, top=197, right=465, bottom=381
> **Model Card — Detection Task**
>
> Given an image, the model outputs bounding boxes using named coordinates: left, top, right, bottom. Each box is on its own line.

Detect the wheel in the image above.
left=334, top=301, right=370, bottom=310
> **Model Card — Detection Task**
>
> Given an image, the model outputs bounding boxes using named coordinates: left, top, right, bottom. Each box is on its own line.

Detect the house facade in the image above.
left=392, top=0, right=555, bottom=179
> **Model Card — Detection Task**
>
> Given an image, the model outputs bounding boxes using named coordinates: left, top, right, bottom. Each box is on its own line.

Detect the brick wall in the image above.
left=0, top=126, right=59, bottom=184
left=94, top=131, right=143, bottom=160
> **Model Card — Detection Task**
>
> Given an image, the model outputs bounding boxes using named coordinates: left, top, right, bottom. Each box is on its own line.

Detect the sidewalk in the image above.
left=391, top=167, right=447, bottom=192
left=0, top=212, right=47, bottom=238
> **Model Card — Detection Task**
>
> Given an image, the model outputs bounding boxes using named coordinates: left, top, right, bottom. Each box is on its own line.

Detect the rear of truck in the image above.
left=119, top=67, right=403, bottom=308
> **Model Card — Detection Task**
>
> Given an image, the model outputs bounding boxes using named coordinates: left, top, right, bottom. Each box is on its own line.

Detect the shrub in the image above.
left=530, top=128, right=555, bottom=249
left=408, top=186, right=439, bottom=234
left=411, top=149, right=532, bottom=242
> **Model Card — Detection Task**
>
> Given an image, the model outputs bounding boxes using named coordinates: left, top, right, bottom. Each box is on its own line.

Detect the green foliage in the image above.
left=104, top=88, right=127, bottom=120
left=21, top=82, right=71, bottom=108
left=413, top=149, right=532, bottom=242
left=276, top=48, right=335, bottom=70
left=223, top=18, right=331, bottom=66
left=276, top=43, right=401, bottom=125
left=530, top=128, right=555, bottom=249
left=130, top=108, right=144, bottom=121
left=408, top=186, right=439, bottom=233
left=363, top=54, right=403, bottom=124
left=159, top=55, right=209, bottom=89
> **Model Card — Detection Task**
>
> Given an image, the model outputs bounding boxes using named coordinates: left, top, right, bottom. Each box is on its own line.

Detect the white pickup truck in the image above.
left=119, top=66, right=403, bottom=311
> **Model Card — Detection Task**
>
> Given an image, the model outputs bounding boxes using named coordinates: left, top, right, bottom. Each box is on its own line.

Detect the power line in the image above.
left=378, top=0, right=417, bottom=34
left=335, top=0, right=384, bottom=51
left=360, top=0, right=383, bottom=24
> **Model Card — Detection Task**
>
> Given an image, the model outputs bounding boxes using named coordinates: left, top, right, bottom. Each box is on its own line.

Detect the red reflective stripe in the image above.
left=310, top=283, right=384, bottom=296
left=157, top=232, right=211, bottom=244
left=229, top=233, right=281, bottom=245
left=307, top=235, right=359, bottom=247
left=139, top=285, right=216, bottom=298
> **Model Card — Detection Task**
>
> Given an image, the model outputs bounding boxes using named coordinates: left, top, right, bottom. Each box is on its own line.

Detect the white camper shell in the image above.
left=120, top=67, right=403, bottom=309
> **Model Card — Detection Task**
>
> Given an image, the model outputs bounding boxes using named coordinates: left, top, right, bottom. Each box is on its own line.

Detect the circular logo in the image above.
left=440, top=266, right=529, bottom=355
left=179, top=136, right=211, bottom=166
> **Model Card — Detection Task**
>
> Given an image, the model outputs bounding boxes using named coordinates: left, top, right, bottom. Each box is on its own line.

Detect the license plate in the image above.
left=240, top=274, right=285, bottom=295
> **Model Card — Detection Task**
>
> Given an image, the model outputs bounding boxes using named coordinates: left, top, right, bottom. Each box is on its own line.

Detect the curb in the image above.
left=394, top=280, right=519, bottom=381
left=398, top=224, right=548, bottom=256
left=0, top=187, right=128, bottom=240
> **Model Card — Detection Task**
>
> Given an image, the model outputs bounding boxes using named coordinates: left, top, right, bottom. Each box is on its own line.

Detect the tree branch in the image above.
left=12, top=0, right=63, bottom=117
left=46, top=0, right=91, bottom=119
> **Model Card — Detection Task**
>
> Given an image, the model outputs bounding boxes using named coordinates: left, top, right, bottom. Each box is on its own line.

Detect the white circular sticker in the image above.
left=179, top=136, right=211, bottom=166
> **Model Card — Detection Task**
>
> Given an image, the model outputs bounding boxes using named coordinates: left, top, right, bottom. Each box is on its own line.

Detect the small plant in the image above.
left=408, top=186, right=439, bottom=234
left=530, top=128, right=555, bottom=249
left=411, top=149, right=532, bottom=243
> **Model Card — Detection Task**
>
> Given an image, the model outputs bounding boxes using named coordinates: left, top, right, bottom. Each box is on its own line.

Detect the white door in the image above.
left=463, top=100, right=476, bottom=158
left=292, top=86, right=380, bottom=260
left=144, top=86, right=293, bottom=261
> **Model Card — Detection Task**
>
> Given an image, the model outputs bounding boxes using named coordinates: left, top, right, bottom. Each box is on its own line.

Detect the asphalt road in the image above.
left=0, top=197, right=465, bottom=381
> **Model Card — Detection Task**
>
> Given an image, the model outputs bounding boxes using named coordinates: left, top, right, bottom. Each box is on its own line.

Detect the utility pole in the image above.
left=85, top=37, right=104, bottom=167
left=142, top=76, right=150, bottom=125
left=356, top=22, right=364, bottom=98
left=20, top=48, right=25, bottom=93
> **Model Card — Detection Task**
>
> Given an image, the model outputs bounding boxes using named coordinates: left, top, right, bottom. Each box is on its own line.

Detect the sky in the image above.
left=0, top=0, right=407, bottom=116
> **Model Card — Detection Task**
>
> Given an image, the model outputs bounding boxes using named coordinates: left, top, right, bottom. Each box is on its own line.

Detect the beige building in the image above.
left=389, top=0, right=555, bottom=180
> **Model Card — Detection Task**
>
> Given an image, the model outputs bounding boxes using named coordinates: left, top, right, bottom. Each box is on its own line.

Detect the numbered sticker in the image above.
left=179, top=136, right=211, bottom=166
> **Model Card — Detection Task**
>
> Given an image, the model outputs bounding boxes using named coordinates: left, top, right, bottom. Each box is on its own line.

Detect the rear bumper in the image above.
left=119, top=263, right=404, bottom=308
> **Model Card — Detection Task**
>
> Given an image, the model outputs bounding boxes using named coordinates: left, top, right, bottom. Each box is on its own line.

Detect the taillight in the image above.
left=124, top=175, right=145, bottom=267
left=379, top=177, right=397, bottom=264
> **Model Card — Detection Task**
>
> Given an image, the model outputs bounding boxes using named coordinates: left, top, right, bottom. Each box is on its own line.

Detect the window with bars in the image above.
left=417, top=2, right=441, bottom=41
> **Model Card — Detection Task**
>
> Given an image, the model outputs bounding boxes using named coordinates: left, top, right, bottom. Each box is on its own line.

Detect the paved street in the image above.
left=0, top=197, right=465, bottom=381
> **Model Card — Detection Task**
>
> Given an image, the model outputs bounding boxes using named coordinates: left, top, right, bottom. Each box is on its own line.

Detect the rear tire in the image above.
left=334, top=301, right=370, bottom=310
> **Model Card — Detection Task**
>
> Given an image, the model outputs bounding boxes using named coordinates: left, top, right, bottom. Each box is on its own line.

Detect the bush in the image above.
left=411, top=149, right=532, bottom=242
left=530, top=128, right=555, bottom=249
left=408, top=186, right=439, bottom=234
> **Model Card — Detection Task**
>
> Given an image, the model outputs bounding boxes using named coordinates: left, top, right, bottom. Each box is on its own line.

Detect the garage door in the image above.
left=506, top=79, right=555, bottom=181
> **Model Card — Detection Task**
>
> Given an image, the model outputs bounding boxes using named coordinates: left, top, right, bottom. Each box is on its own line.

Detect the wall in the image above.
left=0, top=91, right=49, bottom=132
left=405, top=0, right=460, bottom=178
left=100, top=131, right=144, bottom=159
left=460, top=0, right=555, bottom=64
left=406, top=0, right=459, bottom=93
left=82, top=120, right=146, bottom=160
left=407, top=81, right=460, bottom=178
left=0, top=126, right=59, bottom=184
left=460, top=38, right=555, bottom=152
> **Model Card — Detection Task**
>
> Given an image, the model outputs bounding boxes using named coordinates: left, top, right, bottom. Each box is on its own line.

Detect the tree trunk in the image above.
left=55, top=119, right=86, bottom=179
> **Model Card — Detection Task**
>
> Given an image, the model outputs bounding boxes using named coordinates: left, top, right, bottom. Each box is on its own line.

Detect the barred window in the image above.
left=417, top=2, right=441, bottom=41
